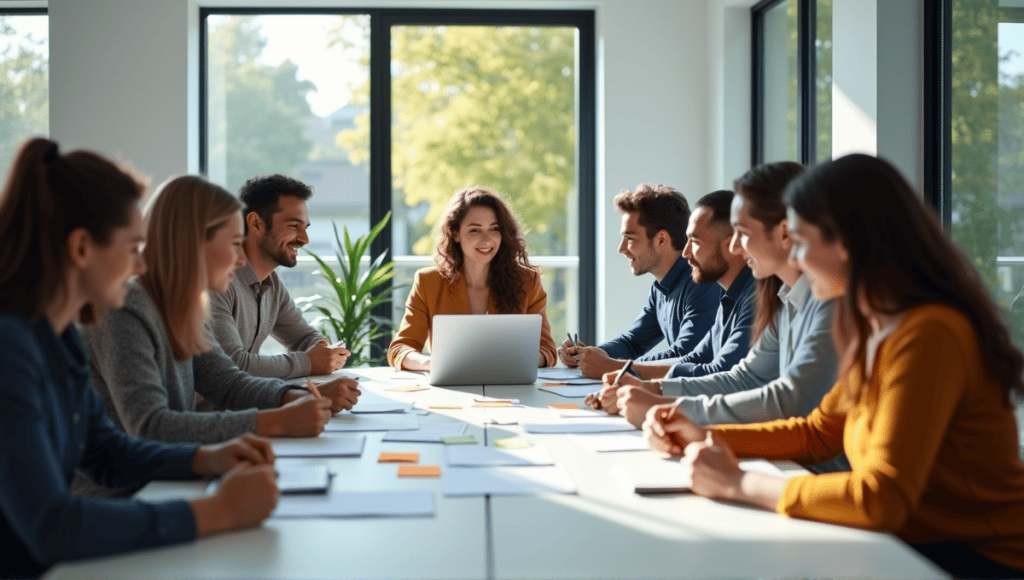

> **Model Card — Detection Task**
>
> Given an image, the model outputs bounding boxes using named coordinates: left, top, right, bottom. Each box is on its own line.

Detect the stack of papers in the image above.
left=273, top=490, right=436, bottom=518
left=348, top=402, right=414, bottom=414
left=272, top=434, right=367, bottom=457
left=537, top=368, right=585, bottom=380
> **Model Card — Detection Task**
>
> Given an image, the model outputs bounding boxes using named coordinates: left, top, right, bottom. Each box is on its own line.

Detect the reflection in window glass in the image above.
left=376, top=25, right=580, bottom=341
left=0, top=13, right=48, bottom=179
left=762, top=0, right=799, bottom=163
left=206, top=14, right=370, bottom=355
left=815, top=0, right=832, bottom=162
left=951, top=2, right=1024, bottom=427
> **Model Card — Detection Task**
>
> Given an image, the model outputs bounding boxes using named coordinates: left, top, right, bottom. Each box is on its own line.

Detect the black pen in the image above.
left=573, top=333, right=579, bottom=349
left=589, top=359, right=633, bottom=411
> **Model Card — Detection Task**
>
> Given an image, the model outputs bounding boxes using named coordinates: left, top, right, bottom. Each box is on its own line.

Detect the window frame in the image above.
left=750, top=0, right=818, bottom=166
left=198, top=7, right=597, bottom=352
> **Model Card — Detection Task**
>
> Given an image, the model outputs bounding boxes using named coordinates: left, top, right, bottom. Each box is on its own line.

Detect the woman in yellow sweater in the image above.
left=643, top=153, right=1024, bottom=578
left=388, top=187, right=557, bottom=371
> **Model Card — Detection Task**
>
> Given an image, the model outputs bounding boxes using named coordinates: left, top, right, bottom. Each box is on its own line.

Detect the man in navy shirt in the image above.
left=628, top=189, right=754, bottom=380
left=558, top=184, right=720, bottom=378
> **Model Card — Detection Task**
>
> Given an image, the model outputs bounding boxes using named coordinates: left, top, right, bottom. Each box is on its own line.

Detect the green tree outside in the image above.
left=207, top=16, right=315, bottom=193
left=0, top=16, right=48, bottom=180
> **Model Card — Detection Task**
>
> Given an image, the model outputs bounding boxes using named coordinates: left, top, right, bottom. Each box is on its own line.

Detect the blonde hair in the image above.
left=138, top=175, right=241, bottom=361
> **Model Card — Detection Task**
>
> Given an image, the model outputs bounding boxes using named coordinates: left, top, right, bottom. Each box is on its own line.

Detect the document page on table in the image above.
left=273, top=490, right=436, bottom=518
left=522, top=417, right=639, bottom=434
left=272, top=434, right=367, bottom=457
left=326, top=415, right=419, bottom=432
left=442, top=465, right=577, bottom=497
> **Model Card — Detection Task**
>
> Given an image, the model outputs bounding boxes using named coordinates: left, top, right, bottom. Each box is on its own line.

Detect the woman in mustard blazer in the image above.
left=388, top=187, right=557, bottom=371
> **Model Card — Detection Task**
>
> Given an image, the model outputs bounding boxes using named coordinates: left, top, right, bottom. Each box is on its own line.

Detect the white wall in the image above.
left=46, top=0, right=714, bottom=344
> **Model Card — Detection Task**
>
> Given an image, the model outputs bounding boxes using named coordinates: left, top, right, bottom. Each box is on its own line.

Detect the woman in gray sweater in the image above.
left=81, top=175, right=361, bottom=447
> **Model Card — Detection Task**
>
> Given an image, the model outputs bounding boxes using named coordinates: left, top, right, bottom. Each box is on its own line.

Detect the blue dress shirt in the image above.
left=668, top=266, right=755, bottom=378
left=598, top=256, right=720, bottom=361
left=0, top=313, right=199, bottom=578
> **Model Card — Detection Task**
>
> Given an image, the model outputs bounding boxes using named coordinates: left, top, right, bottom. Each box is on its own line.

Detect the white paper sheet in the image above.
left=381, top=421, right=468, bottom=442
left=305, top=370, right=362, bottom=385
left=570, top=432, right=650, bottom=452
left=348, top=402, right=414, bottom=414
left=556, top=408, right=613, bottom=419
left=537, top=385, right=600, bottom=398
left=614, top=459, right=790, bottom=495
left=272, top=434, right=367, bottom=457
left=522, top=418, right=638, bottom=434
left=537, top=368, right=584, bottom=380
left=325, top=415, right=419, bottom=432
left=442, top=466, right=577, bottom=497
left=444, top=445, right=554, bottom=467
left=272, top=490, right=436, bottom=518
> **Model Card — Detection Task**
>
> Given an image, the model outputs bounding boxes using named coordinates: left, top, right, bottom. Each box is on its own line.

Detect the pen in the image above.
left=589, top=359, right=634, bottom=410
left=573, top=333, right=579, bottom=349
left=306, top=379, right=324, bottom=399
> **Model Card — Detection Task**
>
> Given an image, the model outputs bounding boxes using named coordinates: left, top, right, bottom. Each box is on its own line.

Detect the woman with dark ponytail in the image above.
left=0, top=138, right=278, bottom=579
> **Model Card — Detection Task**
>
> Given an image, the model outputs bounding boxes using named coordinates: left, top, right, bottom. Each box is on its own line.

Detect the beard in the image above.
left=261, top=236, right=299, bottom=268
left=690, top=249, right=729, bottom=284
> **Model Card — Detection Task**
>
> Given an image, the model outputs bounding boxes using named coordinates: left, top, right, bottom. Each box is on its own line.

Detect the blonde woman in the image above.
left=81, top=176, right=360, bottom=450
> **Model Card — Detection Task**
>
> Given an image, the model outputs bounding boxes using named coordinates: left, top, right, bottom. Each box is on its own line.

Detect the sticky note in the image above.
left=428, top=405, right=463, bottom=410
left=547, top=404, right=580, bottom=410
left=398, top=465, right=441, bottom=478
left=386, top=385, right=429, bottom=393
left=494, top=436, right=532, bottom=449
left=472, top=402, right=515, bottom=408
left=441, top=435, right=478, bottom=445
left=378, top=451, right=419, bottom=463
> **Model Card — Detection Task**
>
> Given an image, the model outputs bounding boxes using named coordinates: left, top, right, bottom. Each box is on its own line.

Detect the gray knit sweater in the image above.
left=80, top=280, right=291, bottom=444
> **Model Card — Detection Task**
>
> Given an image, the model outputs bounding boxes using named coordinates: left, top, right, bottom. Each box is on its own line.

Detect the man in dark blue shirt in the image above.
left=558, top=184, right=720, bottom=378
left=629, top=190, right=754, bottom=380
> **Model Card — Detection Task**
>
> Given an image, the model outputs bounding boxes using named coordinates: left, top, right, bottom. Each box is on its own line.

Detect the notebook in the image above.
left=429, top=314, right=542, bottom=386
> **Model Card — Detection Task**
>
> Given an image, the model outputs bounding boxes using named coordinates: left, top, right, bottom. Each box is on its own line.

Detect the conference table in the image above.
left=46, top=367, right=947, bottom=579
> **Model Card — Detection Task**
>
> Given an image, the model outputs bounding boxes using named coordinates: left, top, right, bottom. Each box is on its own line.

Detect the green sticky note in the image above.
left=441, top=435, right=478, bottom=445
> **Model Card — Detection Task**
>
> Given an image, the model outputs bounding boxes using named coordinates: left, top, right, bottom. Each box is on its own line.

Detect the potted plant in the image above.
left=297, top=211, right=403, bottom=367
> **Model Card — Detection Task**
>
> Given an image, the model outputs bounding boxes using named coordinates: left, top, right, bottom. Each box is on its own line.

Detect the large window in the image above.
left=202, top=9, right=595, bottom=359
left=752, top=0, right=832, bottom=165
left=0, top=9, right=47, bottom=178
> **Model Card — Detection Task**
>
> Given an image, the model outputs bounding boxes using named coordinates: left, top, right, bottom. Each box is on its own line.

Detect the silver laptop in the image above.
left=429, top=314, right=542, bottom=386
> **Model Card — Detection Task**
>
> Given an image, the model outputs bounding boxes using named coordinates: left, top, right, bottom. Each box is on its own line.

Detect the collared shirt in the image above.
left=668, top=266, right=755, bottom=378
left=598, top=256, right=720, bottom=361
left=0, top=313, right=198, bottom=578
left=663, top=274, right=848, bottom=472
left=208, top=261, right=324, bottom=379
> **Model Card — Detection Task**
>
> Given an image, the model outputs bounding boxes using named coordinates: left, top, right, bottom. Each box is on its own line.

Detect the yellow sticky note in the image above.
left=428, top=405, right=463, bottom=410
left=378, top=452, right=419, bottom=463
left=494, top=436, right=532, bottom=449
left=547, top=404, right=580, bottom=410
left=472, top=402, right=515, bottom=408
left=398, top=465, right=441, bottom=478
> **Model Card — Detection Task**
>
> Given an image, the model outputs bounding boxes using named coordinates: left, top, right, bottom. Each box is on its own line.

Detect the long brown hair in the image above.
left=138, top=175, right=241, bottom=361
left=785, top=153, right=1024, bottom=401
left=434, top=187, right=533, bottom=314
left=0, top=137, right=145, bottom=324
left=734, top=161, right=806, bottom=343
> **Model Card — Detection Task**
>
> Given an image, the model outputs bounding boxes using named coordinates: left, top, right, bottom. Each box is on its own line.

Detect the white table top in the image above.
left=46, top=368, right=948, bottom=579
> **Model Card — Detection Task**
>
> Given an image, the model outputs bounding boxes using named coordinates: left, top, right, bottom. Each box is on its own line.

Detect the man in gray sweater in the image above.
left=209, top=174, right=350, bottom=379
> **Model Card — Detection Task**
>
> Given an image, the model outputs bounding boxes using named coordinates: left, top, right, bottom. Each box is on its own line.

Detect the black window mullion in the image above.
left=924, top=0, right=952, bottom=227
left=368, top=10, right=393, bottom=360
left=798, top=0, right=816, bottom=164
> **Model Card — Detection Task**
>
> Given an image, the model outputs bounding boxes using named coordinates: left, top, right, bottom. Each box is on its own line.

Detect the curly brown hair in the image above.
left=434, top=187, right=534, bottom=314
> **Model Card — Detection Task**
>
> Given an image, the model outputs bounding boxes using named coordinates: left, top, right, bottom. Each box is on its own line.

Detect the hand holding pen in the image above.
left=585, top=359, right=633, bottom=413
left=557, top=331, right=585, bottom=367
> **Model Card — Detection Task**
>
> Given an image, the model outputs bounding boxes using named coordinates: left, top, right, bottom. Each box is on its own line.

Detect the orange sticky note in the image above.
left=378, top=452, right=419, bottom=463
left=397, top=465, right=441, bottom=478
left=543, top=382, right=570, bottom=386
left=547, top=404, right=580, bottom=410
left=428, top=405, right=463, bottom=410
left=386, top=385, right=429, bottom=393
left=472, top=402, right=514, bottom=408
